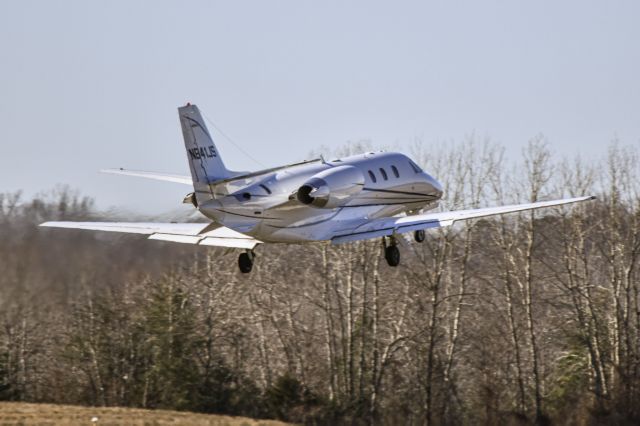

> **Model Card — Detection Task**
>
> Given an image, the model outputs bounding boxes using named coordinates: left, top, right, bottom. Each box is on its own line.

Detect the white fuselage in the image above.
left=197, top=152, right=443, bottom=243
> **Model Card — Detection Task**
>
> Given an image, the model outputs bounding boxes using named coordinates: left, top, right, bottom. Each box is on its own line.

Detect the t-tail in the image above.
left=178, top=103, right=232, bottom=202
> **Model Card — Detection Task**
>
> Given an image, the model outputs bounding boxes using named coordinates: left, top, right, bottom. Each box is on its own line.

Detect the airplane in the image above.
left=41, top=103, right=595, bottom=273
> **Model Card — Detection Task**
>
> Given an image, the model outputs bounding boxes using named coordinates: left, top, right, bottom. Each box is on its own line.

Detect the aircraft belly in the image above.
left=259, top=208, right=340, bottom=242
left=257, top=205, right=392, bottom=242
left=201, top=195, right=438, bottom=243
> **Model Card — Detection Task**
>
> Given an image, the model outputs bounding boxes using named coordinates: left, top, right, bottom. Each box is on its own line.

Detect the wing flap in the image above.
left=332, top=196, right=594, bottom=244
left=200, top=237, right=258, bottom=249
left=148, top=234, right=203, bottom=244
left=332, top=219, right=449, bottom=244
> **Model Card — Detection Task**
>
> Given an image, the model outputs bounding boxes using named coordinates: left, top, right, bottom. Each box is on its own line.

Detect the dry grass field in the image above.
left=0, top=402, right=291, bottom=426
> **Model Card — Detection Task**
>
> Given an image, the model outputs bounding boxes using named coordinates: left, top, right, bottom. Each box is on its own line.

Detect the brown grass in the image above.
left=0, top=402, right=292, bottom=426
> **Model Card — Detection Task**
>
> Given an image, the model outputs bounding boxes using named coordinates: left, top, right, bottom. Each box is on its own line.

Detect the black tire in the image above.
left=414, top=229, right=426, bottom=243
left=384, top=245, right=400, bottom=267
left=238, top=252, right=253, bottom=273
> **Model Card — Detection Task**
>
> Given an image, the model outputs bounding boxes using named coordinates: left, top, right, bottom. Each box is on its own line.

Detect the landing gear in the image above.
left=238, top=251, right=255, bottom=273
left=383, top=237, right=400, bottom=267
left=385, top=245, right=400, bottom=267
left=414, top=229, right=425, bottom=243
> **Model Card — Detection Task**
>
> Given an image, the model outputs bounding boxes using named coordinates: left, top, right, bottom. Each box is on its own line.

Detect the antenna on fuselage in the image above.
left=200, top=107, right=268, bottom=169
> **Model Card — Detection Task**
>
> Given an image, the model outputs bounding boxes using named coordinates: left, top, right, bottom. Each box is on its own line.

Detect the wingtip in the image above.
left=589, top=195, right=597, bottom=200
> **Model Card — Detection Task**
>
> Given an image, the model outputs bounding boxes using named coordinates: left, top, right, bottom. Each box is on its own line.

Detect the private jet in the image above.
left=41, top=104, right=594, bottom=273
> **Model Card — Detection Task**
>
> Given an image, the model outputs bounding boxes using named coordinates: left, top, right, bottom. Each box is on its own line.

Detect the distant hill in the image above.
left=0, top=402, right=290, bottom=426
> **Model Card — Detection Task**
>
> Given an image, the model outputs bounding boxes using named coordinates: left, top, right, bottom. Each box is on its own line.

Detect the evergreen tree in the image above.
left=142, top=276, right=200, bottom=410
left=0, top=350, right=11, bottom=400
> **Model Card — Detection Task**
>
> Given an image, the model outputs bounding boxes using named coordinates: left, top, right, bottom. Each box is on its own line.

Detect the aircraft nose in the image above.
left=423, top=172, right=443, bottom=196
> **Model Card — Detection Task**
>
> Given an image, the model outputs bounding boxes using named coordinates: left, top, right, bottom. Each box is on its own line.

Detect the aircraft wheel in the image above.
left=384, top=245, right=400, bottom=267
left=414, top=229, right=426, bottom=243
left=238, top=252, right=253, bottom=273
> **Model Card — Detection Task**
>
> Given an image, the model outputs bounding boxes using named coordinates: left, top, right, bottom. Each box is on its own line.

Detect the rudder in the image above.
left=178, top=103, right=231, bottom=198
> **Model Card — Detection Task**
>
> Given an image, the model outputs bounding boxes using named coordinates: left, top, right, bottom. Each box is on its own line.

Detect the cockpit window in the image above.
left=368, top=170, right=377, bottom=183
left=391, top=165, right=400, bottom=178
left=408, top=160, right=422, bottom=173
left=379, top=168, right=388, bottom=180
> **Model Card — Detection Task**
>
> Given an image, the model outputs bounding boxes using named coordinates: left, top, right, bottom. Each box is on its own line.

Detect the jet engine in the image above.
left=296, top=165, right=365, bottom=208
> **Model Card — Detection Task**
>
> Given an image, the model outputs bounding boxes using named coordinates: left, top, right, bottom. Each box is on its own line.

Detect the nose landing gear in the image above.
left=238, top=250, right=255, bottom=273
left=414, top=229, right=425, bottom=243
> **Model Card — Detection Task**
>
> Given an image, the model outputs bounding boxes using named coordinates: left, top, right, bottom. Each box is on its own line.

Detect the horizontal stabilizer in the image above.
left=207, top=158, right=323, bottom=186
left=101, top=168, right=192, bottom=185
left=101, top=160, right=325, bottom=189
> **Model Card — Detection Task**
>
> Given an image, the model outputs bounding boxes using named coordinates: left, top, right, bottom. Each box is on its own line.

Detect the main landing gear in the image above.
left=383, top=236, right=400, bottom=267
left=238, top=250, right=255, bottom=273
left=383, top=230, right=426, bottom=267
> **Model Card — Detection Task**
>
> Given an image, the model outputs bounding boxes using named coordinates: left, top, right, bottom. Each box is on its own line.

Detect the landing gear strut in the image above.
left=383, top=236, right=400, bottom=267
left=414, top=229, right=425, bottom=243
left=238, top=250, right=255, bottom=273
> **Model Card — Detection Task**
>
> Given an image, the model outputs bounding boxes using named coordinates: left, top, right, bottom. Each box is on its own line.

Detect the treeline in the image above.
left=1, top=139, right=639, bottom=425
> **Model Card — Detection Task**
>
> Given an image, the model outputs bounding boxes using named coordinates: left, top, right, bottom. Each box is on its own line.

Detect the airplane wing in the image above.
left=40, top=221, right=261, bottom=249
left=101, top=168, right=193, bottom=185
left=331, top=196, right=595, bottom=244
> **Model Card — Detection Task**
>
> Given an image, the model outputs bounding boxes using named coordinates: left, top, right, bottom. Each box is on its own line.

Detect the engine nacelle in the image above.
left=297, top=165, right=365, bottom=208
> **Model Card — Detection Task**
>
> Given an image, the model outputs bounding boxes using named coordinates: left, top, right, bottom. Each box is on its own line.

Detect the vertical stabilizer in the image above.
left=178, top=104, right=231, bottom=200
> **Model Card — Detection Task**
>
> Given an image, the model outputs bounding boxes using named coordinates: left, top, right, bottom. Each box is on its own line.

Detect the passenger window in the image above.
left=368, top=170, right=377, bottom=183
left=379, top=168, right=388, bottom=180
left=391, top=165, right=399, bottom=178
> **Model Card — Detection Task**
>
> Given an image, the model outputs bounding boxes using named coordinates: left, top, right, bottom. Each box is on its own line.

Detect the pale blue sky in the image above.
left=1, top=1, right=639, bottom=213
